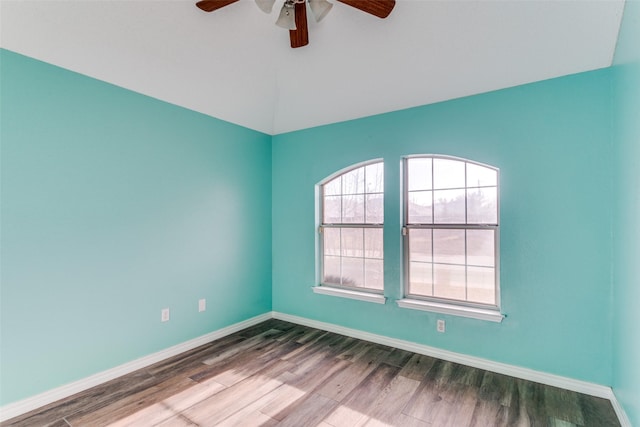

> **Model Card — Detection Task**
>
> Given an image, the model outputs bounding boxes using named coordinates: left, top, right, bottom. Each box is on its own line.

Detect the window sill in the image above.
left=396, top=298, right=504, bottom=323
left=312, top=286, right=387, bottom=304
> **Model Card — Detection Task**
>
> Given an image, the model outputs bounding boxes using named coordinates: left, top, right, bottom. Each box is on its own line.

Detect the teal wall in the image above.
left=612, top=1, right=640, bottom=424
left=0, top=49, right=272, bottom=405
left=272, top=70, right=614, bottom=385
left=3, top=18, right=637, bottom=414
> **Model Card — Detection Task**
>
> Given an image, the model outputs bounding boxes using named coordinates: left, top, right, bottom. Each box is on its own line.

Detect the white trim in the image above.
left=271, top=312, right=612, bottom=399
left=396, top=298, right=504, bottom=323
left=0, top=312, right=272, bottom=422
left=312, top=286, right=386, bottom=304
left=608, top=389, right=633, bottom=427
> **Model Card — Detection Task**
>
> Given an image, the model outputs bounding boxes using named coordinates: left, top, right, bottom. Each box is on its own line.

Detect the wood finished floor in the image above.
left=2, top=319, right=620, bottom=427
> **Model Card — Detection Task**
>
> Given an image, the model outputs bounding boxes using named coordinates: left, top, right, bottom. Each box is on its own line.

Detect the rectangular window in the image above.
left=404, top=156, right=500, bottom=311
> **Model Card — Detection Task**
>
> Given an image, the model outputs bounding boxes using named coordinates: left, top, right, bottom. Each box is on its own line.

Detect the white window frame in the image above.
left=398, top=155, right=503, bottom=322
left=313, top=159, right=386, bottom=304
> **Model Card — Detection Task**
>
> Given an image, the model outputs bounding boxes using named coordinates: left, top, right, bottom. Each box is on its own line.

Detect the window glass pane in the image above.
left=365, top=163, right=384, bottom=194
left=323, top=195, right=341, bottom=223
left=408, top=158, right=432, bottom=191
left=408, top=228, right=432, bottom=262
left=324, top=176, right=342, bottom=196
left=364, top=259, right=384, bottom=290
left=409, top=262, right=433, bottom=296
left=433, top=158, right=465, bottom=189
left=433, top=189, right=465, bottom=223
left=341, top=227, right=364, bottom=257
left=341, top=257, right=364, bottom=287
left=433, top=264, right=466, bottom=300
left=433, top=229, right=465, bottom=264
left=365, top=194, right=384, bottom=224
left=467, top=187, right=497, bottom=224
left=342, top=167, right=365, bottom=195
left=467, top=266, right=496, bottom=304
left=342, top=194, right=365, bottom=223
left=323, top=256, right=341, bottom=284
left=467, top=229, right=495, bottom=267
left=323, top=227, right=341, bottom=256
left=364, top=228, right=383, bottom=259
left=408, top=191, right=433, bottom=224
left=467, top=163, right=497, bottom=188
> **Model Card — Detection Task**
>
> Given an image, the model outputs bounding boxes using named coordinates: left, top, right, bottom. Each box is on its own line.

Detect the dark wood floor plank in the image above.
left=237, top=319, right=291, bottom=338
left=450, top=362, right=484, bottom=387
left=315, top=345, right=390, bottom=402
left=283, top=332, right=352, bottom=365
left=274, top=323, right=312, bottom=342
left=579, top=393, right=621, bottom=427
left=1, top=320, right=621, bottom=427
left=279, top=330, right=330, bottom=361
left=468, top=398, right=505, bottom=427
left=433, top=382, right=480, bottom=426
left=383, top=348, right=414, bottom=368
left=402, top=359, right=463, bottom=423
left=294, top=327, right=327, bottom=344
left=201, top=328, right=284, bottom=366
left=543, top=385, right=585, bottom=425
left=515, top=378, right=550, bottom=427
left=397, top=353, right=437, bottom=381
left=336, top=339, right=373, bottom=361
left=479, top=370, right=517, bottom=407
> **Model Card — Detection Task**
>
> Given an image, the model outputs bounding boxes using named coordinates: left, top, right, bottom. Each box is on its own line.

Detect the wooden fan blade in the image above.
left=289, top=2, right=309, bottom=48
left=196, top=0, right=240, bottom=12
left=336, top=0, right=395, bottom=18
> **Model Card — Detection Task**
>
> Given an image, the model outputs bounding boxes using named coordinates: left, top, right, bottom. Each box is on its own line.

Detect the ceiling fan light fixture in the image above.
left=255, top=0, right=275, bottom=14
left=309, top=0, right=333, bottom=22
left=275, top=1, right=297, bottom=30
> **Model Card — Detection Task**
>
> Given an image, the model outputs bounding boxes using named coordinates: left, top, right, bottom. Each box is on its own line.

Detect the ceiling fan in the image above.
left=195, top=0, right=396, bottom=48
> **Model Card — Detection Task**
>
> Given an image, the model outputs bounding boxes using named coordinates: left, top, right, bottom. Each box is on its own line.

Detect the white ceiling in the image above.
left=0, top=0, right=625, bottom=135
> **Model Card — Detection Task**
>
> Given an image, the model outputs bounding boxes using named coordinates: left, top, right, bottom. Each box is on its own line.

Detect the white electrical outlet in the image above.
left=198, top=298, right=206, bottom=312
left=437, top=319, right=445, bottom=333
left=161, top=308, right=170, bottom=322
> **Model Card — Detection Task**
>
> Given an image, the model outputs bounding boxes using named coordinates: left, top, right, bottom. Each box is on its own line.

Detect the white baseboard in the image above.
left=272, top=312, right=629, bottom=417
left=2, top=310, right=632, bottom=427
left=0, top=312, right=272, bottom=422
left=608, top=390, right=633, bottom=427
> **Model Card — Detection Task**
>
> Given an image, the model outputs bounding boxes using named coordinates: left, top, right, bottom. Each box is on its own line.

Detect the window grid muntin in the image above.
left=320, top=161, right=384, bottom=293
left=406, top=224, right=498, bottom=309
left=404, top=155, right=499, bottom=310
left=406, top=156, right=498, bottom=227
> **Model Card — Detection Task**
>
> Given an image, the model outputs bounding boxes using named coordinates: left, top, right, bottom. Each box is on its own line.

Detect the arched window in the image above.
left=319, top=160, right=384, bottom=293
left=403, top=156, right=499, bottom=310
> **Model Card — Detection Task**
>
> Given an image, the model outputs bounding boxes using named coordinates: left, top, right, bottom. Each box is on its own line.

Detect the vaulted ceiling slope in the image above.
left=0, top=0, right=625, bottom=135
